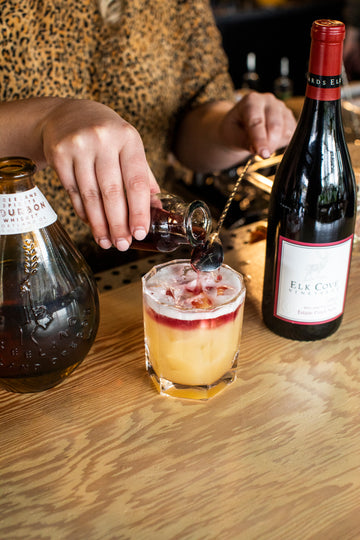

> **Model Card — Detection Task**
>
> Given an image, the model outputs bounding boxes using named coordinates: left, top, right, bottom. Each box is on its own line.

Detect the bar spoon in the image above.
left=191, top=155, right=254, bottom=272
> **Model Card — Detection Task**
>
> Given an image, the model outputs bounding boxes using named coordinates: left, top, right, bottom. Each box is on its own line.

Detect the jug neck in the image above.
left=0, top=157, right=37, bottom=193
left=0, top=157, right=58, bottom=235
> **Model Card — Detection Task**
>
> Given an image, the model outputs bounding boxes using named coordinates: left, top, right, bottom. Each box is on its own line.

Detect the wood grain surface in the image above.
left=1, top=224, right=360, bottom=540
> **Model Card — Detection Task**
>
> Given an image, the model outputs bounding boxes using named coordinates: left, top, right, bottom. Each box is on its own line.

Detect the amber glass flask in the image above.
left=0, top=157, right=99, bottom=392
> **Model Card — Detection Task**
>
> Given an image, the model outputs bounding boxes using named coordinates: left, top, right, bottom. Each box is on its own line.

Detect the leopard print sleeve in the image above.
left=0, top=0, right=235, bottom=256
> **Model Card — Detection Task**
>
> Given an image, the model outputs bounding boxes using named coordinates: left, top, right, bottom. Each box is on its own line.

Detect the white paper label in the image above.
left=0, top=186, right=57, bottom=235
left=275, top=235, right=353, bottom=324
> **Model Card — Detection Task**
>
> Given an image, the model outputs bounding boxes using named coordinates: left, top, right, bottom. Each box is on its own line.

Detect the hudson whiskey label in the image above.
left=0, top=187, right=57, bottom=234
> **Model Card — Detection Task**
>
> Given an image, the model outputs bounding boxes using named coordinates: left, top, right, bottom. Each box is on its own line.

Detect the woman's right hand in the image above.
left=41, top=99, right=160, bottom=251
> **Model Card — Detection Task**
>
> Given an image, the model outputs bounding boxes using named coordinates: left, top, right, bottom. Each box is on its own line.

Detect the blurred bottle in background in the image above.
left=241, top=52, right=261, bottom=91
left=273, top=57, right=293, bottom=100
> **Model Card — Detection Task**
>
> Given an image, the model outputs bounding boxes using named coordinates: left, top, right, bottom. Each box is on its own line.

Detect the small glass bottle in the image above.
left=0, top=157, right=100, bottom=392
left=242, top=52, right=261, bottom=92
left=131, top=192, right=212, bottom=252
left=273, top=57, right=293, bottom=101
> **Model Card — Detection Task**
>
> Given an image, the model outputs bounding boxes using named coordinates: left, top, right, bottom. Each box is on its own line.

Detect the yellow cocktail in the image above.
left=142, top=260, right=246, bottom=400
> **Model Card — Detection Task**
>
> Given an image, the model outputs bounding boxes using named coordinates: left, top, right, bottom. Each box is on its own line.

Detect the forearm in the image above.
left=173, top=101, right=249, bottom=173
left=0, top=97, right=64, bottom=168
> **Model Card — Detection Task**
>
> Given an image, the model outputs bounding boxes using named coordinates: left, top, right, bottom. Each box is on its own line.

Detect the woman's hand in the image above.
left=41, top=99, right=159, bottom=251
left=220, top=91, right=296, bottom=159
left=174, top=91, right=296, bottom=173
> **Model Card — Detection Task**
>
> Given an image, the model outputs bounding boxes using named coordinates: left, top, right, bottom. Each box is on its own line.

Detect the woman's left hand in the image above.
left=174, top=91, right=296, bottom=173
left=219, top=91, right=296, bottom=159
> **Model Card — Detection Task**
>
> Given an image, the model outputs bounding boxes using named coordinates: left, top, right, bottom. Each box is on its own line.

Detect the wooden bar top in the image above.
left=1, top=224, right=360, bottom=540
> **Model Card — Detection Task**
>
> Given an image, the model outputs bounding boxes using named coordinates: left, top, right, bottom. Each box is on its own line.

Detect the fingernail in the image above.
left=99, top=238, right=112, bottom=250
left=260, top=148, right=271, bottom=159
left=133, top=227, right=147, bottom=241
left=116, top=239, right=130, bottom=251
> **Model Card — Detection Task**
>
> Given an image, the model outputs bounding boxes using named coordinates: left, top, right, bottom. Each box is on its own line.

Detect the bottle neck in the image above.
left=184, top=200, right=212, bottom=246
left=0, top=157, right=36, bottom=193
left=305, top=20, right=344, bottom=102
left=0, top=157, right=58, bottom=235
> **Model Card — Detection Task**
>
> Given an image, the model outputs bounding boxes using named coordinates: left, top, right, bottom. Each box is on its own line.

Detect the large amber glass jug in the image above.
left=0, top=157, right=99, bottom=392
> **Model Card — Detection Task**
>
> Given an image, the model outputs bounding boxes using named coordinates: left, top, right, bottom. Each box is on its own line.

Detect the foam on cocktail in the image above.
left=144, top=262, right=244, bottom=321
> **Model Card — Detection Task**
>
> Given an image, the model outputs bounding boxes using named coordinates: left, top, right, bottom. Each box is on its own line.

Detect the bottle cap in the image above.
left=311, top=19, right=345, bottom=43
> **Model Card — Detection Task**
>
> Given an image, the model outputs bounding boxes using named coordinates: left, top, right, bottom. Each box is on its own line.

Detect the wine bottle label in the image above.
left=274, top=235, right=353, bottom=324
left=0, top=186, right=57, bottom=235
left=307, top=73, right=342, bottom=88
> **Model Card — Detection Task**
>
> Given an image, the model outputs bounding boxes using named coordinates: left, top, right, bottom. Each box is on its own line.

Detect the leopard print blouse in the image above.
left=0, top=0, right=234, bottom=264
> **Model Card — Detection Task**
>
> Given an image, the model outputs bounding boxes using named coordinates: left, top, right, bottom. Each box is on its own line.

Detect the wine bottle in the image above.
left=262, top=19, right=356, bottom=341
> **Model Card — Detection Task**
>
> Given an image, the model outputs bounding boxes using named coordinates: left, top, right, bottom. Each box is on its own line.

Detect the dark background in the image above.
left=212, top=0, right=344, bottom=95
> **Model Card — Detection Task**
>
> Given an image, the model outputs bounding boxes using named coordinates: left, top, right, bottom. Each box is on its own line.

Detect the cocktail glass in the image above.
left=142, top=259, right=246, bottom=400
